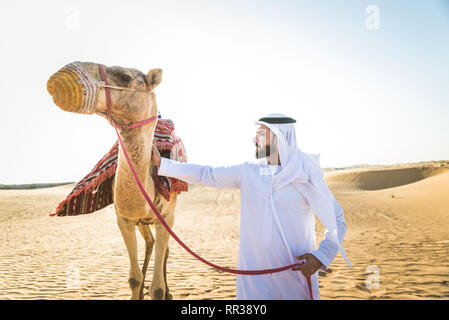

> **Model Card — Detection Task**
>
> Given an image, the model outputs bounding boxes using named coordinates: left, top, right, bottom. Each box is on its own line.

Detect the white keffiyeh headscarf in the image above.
left=255, top=113, right=352, bottom=268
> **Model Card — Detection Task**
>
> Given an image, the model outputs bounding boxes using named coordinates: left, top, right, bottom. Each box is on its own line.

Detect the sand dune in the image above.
left=320, top=162, right=449, bottom=299
left=325, top=165, right=449, bottom=191
left=0, top=161, right=448, bottom=299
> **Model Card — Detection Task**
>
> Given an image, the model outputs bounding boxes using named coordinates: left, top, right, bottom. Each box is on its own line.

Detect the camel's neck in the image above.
left=114, top=123, right=157, bottom=216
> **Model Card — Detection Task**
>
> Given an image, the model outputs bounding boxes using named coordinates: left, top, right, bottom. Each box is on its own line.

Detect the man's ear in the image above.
left=146, top=68, right=163, bottom=90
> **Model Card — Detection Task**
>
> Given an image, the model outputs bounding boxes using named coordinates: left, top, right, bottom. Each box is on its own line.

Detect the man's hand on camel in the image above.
left=152, top=143, right=161, bottom=167
left=291, top=253, right=323, bottom=277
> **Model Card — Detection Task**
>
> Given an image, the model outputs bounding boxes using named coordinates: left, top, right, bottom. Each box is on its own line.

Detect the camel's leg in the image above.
left=116, top=214, right=142, bottom=300
left=150, top=213, right=174, bottom=300
left=163, top=246, right=173, bottom=300
left=137, top=222, right=155, bottom=300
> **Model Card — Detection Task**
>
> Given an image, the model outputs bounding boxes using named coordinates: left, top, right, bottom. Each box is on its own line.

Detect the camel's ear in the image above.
left=146, top=68, right=162, bottom=90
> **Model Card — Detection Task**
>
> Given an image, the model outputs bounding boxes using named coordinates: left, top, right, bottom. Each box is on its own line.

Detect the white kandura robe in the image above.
left=158, top=158, right=348, bottom=300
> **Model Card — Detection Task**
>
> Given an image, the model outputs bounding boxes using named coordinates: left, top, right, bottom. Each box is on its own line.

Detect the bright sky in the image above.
left=1, top=0, right=448, bottom=184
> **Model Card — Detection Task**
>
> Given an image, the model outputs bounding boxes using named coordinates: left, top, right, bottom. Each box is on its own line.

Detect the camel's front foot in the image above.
left=143, top=285, right=172, bottom=300
left=150, top=283, right=172, bottom=300
left=150, top=287, right=165, bottom=300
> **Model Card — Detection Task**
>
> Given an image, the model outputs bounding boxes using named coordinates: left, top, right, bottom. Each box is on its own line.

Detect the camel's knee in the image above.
left=129, top=277, right=141, bottom=290
left=128, top=270, right=143, bottom=290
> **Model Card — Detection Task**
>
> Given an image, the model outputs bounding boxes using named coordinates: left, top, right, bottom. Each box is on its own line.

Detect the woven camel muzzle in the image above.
left=47, top=61, right=99, bottom=114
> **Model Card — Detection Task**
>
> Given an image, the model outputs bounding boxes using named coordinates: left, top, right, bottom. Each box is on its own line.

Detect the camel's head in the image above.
left=47, top=61, right=162, bottom=125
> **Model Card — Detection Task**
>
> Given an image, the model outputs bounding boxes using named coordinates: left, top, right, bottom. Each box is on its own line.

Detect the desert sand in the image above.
left=1, top=161, right=448, bottom=300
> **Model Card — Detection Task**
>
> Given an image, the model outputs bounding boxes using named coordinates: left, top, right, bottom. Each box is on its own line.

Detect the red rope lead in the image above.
left=307, top=276, right=314, bottom=300
left=115, top=127, right=303, bottom=275
left=115, top=128, right=314, bottom=299
left=98, top=63, right=313, bottom=299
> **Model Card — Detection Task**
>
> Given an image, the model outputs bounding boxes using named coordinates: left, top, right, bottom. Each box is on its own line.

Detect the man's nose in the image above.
left=253, top=136, right=258, bottom=144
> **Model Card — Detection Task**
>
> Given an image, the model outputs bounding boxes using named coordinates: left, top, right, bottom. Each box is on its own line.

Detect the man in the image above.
left=151, top=113, right=351, bottom=300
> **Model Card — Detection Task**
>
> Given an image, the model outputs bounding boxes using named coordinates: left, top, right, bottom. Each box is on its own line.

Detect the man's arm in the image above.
left=311, top=196, right=347, bottom=269
left=292, top=196, right=347, bottom=276
left=153, top=144, right=245, bottom=189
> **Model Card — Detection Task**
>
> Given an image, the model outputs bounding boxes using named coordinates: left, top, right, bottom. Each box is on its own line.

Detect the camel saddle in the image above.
left=51, top=119, right=188, bottom=217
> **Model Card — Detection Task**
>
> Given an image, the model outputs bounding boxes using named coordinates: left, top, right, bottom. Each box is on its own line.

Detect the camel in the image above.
left=47, top=61, right=176, bottom=300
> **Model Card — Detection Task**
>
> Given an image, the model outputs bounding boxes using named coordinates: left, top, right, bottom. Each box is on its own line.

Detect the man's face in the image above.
left=253, top=125, right=277, bottom=159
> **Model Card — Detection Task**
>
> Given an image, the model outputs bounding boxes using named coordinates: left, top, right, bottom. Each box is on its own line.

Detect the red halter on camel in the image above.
left=97, top=64, right=314, bottom=300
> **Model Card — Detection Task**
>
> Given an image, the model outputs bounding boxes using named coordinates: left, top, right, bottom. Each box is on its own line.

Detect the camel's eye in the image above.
left=118, top=74, right=132, bottom=84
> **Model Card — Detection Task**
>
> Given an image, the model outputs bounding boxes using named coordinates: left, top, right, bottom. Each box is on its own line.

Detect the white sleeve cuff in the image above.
left=158, top=157, right=170, bottom=176
left=311, top=249, right=332, bottom=270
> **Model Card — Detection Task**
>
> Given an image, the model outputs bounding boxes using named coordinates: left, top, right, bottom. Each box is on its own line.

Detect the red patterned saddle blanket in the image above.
left=51, top=119, right=188, bottom=217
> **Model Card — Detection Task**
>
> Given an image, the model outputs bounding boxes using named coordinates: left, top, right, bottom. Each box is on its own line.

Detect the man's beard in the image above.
left=255, top=144, right=274, bottom=159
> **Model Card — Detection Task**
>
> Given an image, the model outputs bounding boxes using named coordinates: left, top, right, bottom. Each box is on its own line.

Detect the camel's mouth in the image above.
left=47, top=62, right=97, bottom=114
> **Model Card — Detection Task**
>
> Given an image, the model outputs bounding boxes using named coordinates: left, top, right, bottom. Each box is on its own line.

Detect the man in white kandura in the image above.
left=151, top=113, right=352, bottom=300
